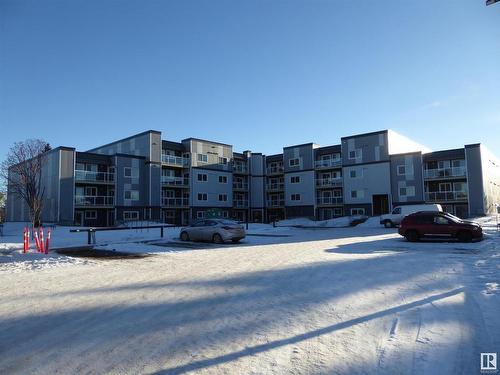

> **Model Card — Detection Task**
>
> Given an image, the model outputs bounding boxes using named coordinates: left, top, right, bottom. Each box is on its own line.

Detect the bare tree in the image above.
left=1, top=139, right=50, bottom=227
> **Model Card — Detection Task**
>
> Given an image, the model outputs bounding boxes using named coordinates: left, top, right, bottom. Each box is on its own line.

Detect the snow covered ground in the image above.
left=0, top=217, right=499, bottom=374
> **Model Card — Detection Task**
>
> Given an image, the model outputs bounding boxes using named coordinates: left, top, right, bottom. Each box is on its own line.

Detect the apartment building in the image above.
left=6, top=129, right=500, bottom=226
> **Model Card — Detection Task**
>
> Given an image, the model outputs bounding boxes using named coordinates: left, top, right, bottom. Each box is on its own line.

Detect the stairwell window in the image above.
left=291, top=194, right=301, bottom=201
left=349, top=149, right=362, bottom=160
left=197, top=154, right=208, bottom=163
left=289, top=158, right=300, bottom=167
left=219, top=157, right=228, bottom=165
left=124, top=167, right=138, bottom=178
left=124, top=190, right=139, bottom=201
left=291, top=176, right=300, bottom=184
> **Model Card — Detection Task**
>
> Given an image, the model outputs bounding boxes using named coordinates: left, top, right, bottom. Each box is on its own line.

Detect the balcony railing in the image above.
left=161, top=176, right=189, bottom=187
left=316, top=178, right=343, bottom=187
left=75, top=170, right=115, bottom=183
left=266, top=166, right=284, bottom=175
left=75, top=195, right=114, bottom=206
left=161, top=154, right=190, bottom=167
left=161, top=197, right=189, bottom=207
left=267, top=200, right=284, bottom=207
left=316, top=197, right=343, bottom=206
left=233, top=164, right=248, bottom=174
left=314, top=159, right=342, bottom=169
left=233, top=182, right=249, bottom=190
left=423, top=167, right=466, bottom=179
left=233, top=199, right=248, bottom=208
left=425, top=191, right=468, bottom=202
left=266, top=183, right=284, bottom=191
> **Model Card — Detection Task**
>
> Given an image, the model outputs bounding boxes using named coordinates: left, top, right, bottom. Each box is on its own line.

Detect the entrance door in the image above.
left=107, top=210, right=115, bottom=227
left=372, top=194, right=389, bottom=216
left=75, top=211, right=84, bottom=226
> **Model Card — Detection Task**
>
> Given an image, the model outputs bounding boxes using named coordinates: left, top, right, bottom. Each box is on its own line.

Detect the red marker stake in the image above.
left=34, top=231, right=40, bottom=252
left=39, top=227, right=45, bottom=253
left=23, top=228, right=27, bottom=253
left=45, top=230, right=51, bottom=255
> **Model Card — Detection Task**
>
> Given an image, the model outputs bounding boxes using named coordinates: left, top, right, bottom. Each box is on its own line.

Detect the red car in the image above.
left=398, top=211, right=482, bottom=242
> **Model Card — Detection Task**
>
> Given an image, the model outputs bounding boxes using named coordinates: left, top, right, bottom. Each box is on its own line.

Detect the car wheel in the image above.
left=405, top=230, right=419, bottom=242
left=384, top=221, right=393, bottom=228
left=180, top=231, right=189, bottom=241
left=457, top=231, right=472, bottom=243
left=213, top=233, right=223, bottom=244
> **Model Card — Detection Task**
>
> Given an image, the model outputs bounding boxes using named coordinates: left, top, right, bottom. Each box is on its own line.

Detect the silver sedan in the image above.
left=179, top=219, right=246, bottom=243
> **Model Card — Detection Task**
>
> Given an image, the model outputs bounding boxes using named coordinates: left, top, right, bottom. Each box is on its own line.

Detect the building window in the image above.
left=124, top=211, right=139, bottom=220
left=218, top=194, right=228, bottom=202
left=351, top=208, right=365, bottom=215
left=222, top=211, right=229, bottom=218
left=291, top=194, right=301, bottom=201
left=289, top=158, right=300, bottom=167
left=291, top=176, right=300, bottom=184
left=123, top=167, right=138, bottom=178
left=197, top=154, right=208, bottom=163
left=349, top=169, right=362, bottom=178
left=397, top=165, right=406, bottom=176
left=85, top=211, right=97, bottom=219
left=197, top=193, right=208, bottom=201
left=333, top=208, right=343, bottom=216
left=84, top=186, right=97, bottom=196
left=351, top=190, right=364, bottom=199
left=218, top=175, right=228, bottom=183
left=349, top=149, right=362, bottom=160
left=218, top=157, right=228, bottom=165
left=197, top=211, right=205, bottom=219
left=124, top=190, right=139, bottom=200
left=197, top=173, right=208, bottom=182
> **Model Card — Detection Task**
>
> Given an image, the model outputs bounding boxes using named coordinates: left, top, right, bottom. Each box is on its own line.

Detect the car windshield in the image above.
left=442, top=212, right=462, bottom=223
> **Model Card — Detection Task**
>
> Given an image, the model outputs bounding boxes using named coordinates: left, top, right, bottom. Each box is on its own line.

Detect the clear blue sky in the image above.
left=1, top=0, right=499, bottom=158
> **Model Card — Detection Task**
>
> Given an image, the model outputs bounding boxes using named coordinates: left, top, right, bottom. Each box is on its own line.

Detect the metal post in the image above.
left=161, top=226, right=164, bottom=238
left=88, top=230, right=91, bottom=245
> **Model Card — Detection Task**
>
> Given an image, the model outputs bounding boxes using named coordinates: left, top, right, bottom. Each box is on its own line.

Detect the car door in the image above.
left=188, top=220, right=205, bottom=240
left=429, top=215, right=454, bottom=237
left=201, top=220, right=218, bottom=241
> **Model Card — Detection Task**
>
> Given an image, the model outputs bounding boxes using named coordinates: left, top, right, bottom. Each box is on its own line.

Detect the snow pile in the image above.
left=275, top=216, right=353, bottom=228
left=356, top=216, right=383, bottom=228
left=0, top=250, right=90, bottom=272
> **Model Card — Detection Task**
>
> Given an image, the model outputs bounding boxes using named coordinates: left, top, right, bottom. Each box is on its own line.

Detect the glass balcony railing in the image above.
left=233, top=200, right=248, bottom=208
left=161, top=176, right=189, bottom=186
left=75, top=195, right=114, bottom=206
left=266, top=166, right=284, bottom=175
left=423, top=167, right=466, bottom=179
left=161, top=154, right=190, bottom=167
left=314, top=159, right=342, bottom=169
left=425, top=191, right=468, bottom=201
left=266, top=183, right=284, bottom=191
left=267, top=200, right=284, bottom=207
left=161, top=197, right=189, bottom=207
left=316, top=197, right=343, bottom=205
left=233, top=182, right=249, bottom=190
left=315, top=178, right=343, bottom=187
left=75, top=170, right=115, bottom=183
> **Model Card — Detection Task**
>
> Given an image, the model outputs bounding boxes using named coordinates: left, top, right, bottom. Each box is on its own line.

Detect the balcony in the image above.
left=314, top=159, right=342, bottom=169
left=316, top=178, right=343, bottom=188
left=161, top=197, right=189, bottom=207
left=161, top=176, right=189, bottom=187
left=75, top=195, right=114, bottom=206
left=233, top=182, right=249, bottom=190
left=233, top=164, right=248, bottom=174
left=266, top=183, right=284, bottom=191
left=266, top=166, right=284, bottom=175
left=267, top=200, right=284, bottom=208
left=75, top=170, right=115, bottom=184
left=423, top=167, right=466, bottom=179
left=233, top=199, right=248, bottom=208
left=316, top=197, right=343, bottom=206
left=161, top=154, right=190, bottom=167
left=425, top=191, right=468, bottom=202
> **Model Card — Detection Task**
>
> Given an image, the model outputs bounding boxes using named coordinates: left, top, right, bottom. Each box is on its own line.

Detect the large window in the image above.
left=197, top=193, right=208, bottom=201
left=291, top=194, right=301, bottom=201
left=197, top=154, right=208, bottom=163
left=289, top=158, right=300, bottom=167
left=349, top=149, right=362, bottom=160
left=197, top=173, right=208, bottom=182
left=124, top=190, right=139, bottom=200
left=124, top=211, right=139, bottom=220
left=218, top=157, right=228, bottom=165
left=291, top=176, right=300, bottom=184
left=218, top=194, right=228, bottom=201
left=218, top=175, right=228, bottom=183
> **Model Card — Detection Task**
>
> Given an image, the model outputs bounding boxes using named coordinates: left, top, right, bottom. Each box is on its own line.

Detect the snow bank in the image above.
left=275, top=216, right=359, bottom=228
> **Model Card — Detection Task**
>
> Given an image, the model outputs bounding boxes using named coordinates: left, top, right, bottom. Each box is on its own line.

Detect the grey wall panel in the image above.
left=283, top=144, right=314, bottom=172
left=343, top=162, right=391, bottom=205
left=342, top=132, right=389, bottom=166
left=59, top=149, right=75, bottom=224
left=284, top=170, right=315, bottom=206
left=191, top=168, right=233, bottom=207
left=390, top=153, right=424, bottom=204
left=465, top=145, right=484, bottom=216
